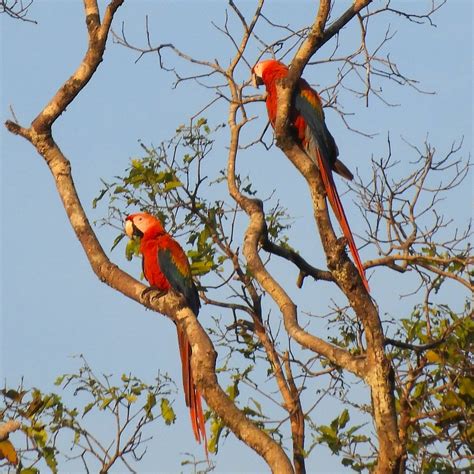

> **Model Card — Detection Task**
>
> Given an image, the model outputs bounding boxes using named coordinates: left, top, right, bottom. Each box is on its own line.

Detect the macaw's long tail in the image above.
left=176, top=326, right=208, bottom=457
left=315, top=149, right=370, bottom=293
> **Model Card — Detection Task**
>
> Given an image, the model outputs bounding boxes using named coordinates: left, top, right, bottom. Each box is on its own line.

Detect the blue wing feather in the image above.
left=158, top=248, right=201, bottom=316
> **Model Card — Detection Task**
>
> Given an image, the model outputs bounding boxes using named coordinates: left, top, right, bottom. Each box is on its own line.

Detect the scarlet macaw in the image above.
left=252, top=59, right=369, bottom=292
left=125, top=212, right=207, bottom=452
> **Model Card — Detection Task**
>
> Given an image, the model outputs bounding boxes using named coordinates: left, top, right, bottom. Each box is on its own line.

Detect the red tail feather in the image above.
left=194, top=387, right=208, bottom=458
left=176, top=327, right=208, bottom=456
left=316, top=149, right=370, bottom=292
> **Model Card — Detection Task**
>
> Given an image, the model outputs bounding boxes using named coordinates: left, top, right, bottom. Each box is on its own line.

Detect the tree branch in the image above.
left=262, top=237, right=334, bottom=285
left=4, top=2, right=293, bottom=472
left=30, top=0, right=124, bottom=134
left=268, top=2, right=402, bottom=472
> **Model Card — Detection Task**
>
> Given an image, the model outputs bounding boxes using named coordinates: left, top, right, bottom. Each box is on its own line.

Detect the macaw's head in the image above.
left=125, top=213, right=164, bottom=239
left=252, top=59, right=289, bottom=88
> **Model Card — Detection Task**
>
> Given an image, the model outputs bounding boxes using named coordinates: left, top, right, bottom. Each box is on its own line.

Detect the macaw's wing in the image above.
left=294, top=84, right=353, bottom=180
left=294, top=84, right=338, bottom=166
left=157, top=243, right=201, bottom=316
left=294, top=84, right=369, bottom=292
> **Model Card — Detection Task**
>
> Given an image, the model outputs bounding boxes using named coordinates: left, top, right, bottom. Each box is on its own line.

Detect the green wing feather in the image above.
left=158, top=247, right=201, bottom=316
left=294, top=85, right=339, bottom=167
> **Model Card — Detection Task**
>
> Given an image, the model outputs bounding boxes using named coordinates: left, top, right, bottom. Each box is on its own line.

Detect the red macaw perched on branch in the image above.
left=125, top=213, right=207, bottom=453
left=252, top=59, right=369, bottom=292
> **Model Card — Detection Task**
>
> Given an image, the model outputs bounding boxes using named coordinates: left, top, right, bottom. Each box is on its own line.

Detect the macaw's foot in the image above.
left=141, top=286, right=167, bottom=303
left=336, top=236, right=348, bottom=253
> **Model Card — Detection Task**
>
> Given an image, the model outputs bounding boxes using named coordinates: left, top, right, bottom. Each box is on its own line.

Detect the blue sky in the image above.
left=1, top=1, right=472, bottom=472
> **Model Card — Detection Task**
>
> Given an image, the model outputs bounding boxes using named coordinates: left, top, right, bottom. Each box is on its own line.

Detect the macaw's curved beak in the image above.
left=125, top=218, right=144, bottom=239
left=124, top=219, right=135, bottom=238
left=252, top=72, right=264, bottom=88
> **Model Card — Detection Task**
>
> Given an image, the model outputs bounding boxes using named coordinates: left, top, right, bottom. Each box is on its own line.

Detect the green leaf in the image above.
left=92, top=187, right=108, bottom=209
left=226, top=382, right=239, bottom=401
left=459, top=377, right=474, bottom=397
left=43, top=446, right=58, bottom=474
left=82, top=402, right=95, bottom=417
left=190, top=259, right=215, bottom=276
left=144, top=393, right=157, bottom=418
left=131, top=159, right=144, bottom=170
left=53, top=375, right=66, bottom=387
left=131, top=386, right=143, bottom=396
left=338, top=409, right=350, bottom=430
left=208, top=416, right=225, bottom=454
left=443, top=391, right=464, bottom=408
left=317, top=424, right=341, bottom=454
left=319, top=425, right=338, bottom=440
left=113, top=185, right=127, bottom=194
left=160, top=398, right=176, bottom=425
left=125, top=238, right=140, bottom=261
left=43, top=394, right=60, bottom=409
left=250, top=398, right=263, bottom=416
left=425, top=422, right=442, bottom=435
left=163, top=180, right=182, bottom=192
left=111, top=233, right=125, bottom=252
left=100, top=397, right=113, bottom=410
left=346, top=424, right=364, bottom=436
left=28, top=426, right=48, bottom=447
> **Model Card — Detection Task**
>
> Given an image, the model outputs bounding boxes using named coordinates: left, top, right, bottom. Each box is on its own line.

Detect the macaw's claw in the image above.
left=141, top=286, right=167, bottom=302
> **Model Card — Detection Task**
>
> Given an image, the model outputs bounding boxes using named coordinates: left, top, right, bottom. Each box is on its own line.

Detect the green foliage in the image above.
left=1, top=357, right=175, bottom=473
left=419, top=245, right=472, bottom=292
left=93, top=119, right=292, bottom=283
left=160, top=398, right=176, bottom=425
left=90, top=119, right=473, bottom=471
left=93, top=119, right=228, bottom=279
left=309, top=410, right=373, bottom=471
left=326, top=307, right=364, bottom=356
left=125, top=236, right=141, bottom=261
left=391, top=301, right=473, bottom=472
left=206, top=367, right=272, bottom=455
left=265, top=202, right=293, bottom=245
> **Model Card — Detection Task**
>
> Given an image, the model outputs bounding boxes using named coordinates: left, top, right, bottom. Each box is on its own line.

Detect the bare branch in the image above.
left=0, top=0, right=36, bottom=23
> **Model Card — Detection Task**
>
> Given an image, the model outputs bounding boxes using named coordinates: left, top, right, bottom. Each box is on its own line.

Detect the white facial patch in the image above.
left=253, top=62, right=265, bottom=79
left=252, top=62, right=266, bottom=88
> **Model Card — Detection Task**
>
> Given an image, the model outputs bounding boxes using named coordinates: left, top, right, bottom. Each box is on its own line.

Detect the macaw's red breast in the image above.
left=140, top=231, right=192, bottom=291
left=140, top=236, right=170, bottom=291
